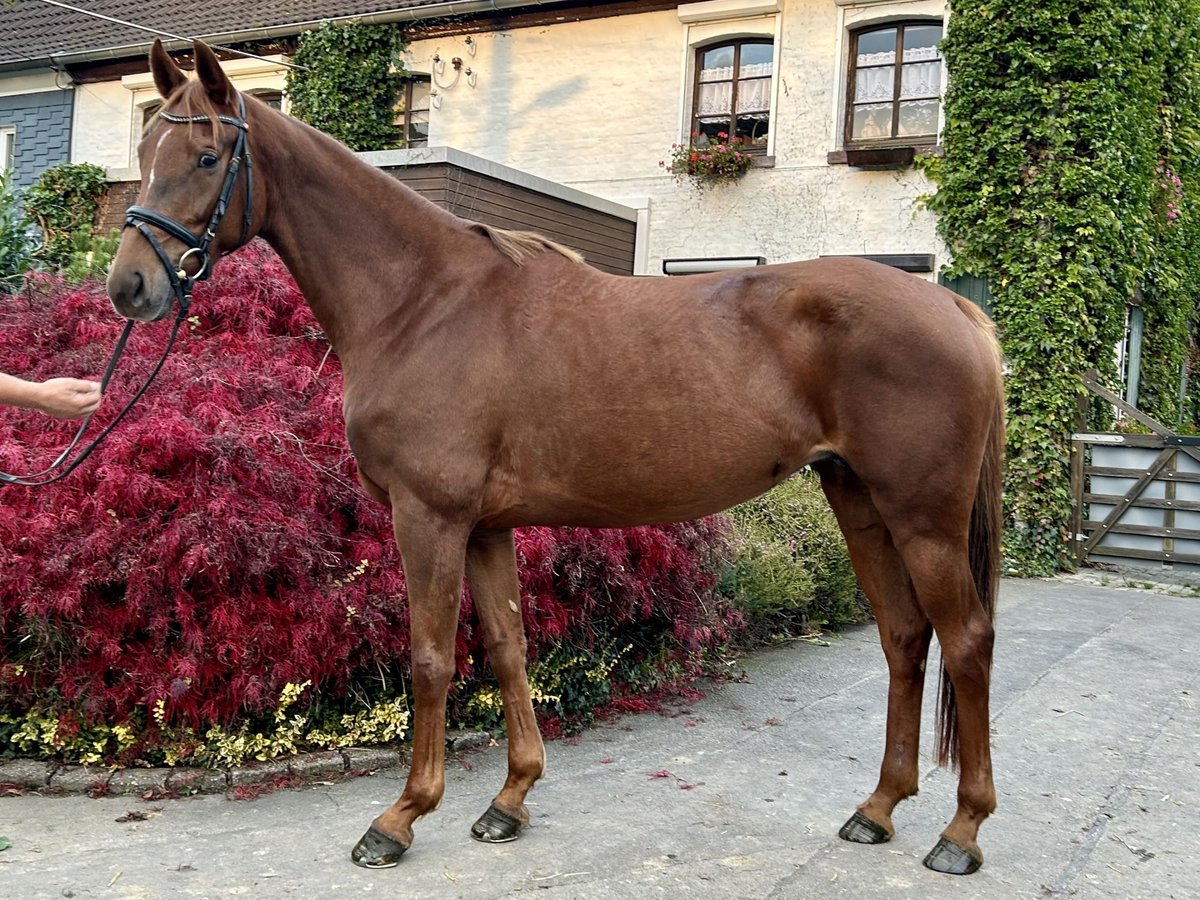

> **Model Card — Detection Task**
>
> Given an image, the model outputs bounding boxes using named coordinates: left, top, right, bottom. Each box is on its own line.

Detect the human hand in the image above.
left=33, top=378, right=102, bottom=419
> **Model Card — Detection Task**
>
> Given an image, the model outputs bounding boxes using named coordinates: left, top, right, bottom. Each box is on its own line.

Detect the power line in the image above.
left=33, top=0, right=306, bottom=70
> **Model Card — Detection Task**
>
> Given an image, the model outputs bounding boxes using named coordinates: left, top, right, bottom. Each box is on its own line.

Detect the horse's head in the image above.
left=108, top=40, right=260, bottom=322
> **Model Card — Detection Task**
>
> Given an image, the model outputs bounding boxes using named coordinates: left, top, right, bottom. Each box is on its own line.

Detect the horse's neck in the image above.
left=252, top=115, right=456, bottom=353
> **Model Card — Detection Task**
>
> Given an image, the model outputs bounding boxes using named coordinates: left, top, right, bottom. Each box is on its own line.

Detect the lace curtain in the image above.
left=697, top=62, right=773, bottom=116
left=854, top=46, right=941, bottom=103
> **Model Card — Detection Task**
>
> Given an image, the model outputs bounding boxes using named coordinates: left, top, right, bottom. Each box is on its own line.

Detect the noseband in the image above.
left=124, top=92, right=254, bottom=313
left=0, top=94, right=253, bottom=487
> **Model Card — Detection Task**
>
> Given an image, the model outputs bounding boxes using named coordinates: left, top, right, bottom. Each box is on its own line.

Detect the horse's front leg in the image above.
left=464, top=527, right=544, bottom=843
left=351, top=514, right=470, bottom=868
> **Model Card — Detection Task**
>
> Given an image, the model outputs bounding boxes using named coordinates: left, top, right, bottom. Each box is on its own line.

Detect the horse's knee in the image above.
left=484, top=631, right=528, bottom=665
left=411, top=647, right=455, bottom=693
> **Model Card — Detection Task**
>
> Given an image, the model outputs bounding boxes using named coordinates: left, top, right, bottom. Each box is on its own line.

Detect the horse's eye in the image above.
left=198, top=151, right=220, bottom=169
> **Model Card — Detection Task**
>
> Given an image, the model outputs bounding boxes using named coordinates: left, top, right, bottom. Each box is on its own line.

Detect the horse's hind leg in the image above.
left=897, top=534, right=995, bottom=875
left=464, top=527, right=545, bottom=843
left=816, top=462, right=933, bottom=844
left=351, top=514, right=470, bottom=868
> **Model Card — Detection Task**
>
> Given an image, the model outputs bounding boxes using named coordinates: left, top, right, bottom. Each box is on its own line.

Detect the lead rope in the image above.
left=0, top=302, right=191, bottom=487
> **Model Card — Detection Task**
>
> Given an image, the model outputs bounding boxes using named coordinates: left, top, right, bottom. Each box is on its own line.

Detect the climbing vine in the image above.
left=285, top=20, right=409, bottom=152
left=1137, top=14, right=1200, bottom=428
left=927, top=0, right=1200, bottom=573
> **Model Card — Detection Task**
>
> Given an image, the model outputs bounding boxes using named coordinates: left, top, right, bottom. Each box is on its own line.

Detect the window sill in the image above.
left=751, top=155, right=775, bottom=168
left=827, top=143, right=941, bottom=169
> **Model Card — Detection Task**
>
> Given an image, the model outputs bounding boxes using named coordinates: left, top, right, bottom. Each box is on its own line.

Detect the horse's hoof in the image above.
left=838, top=810, right=891, bottom=844
left=923, top=836, right=983, bottom=875
left=351, top=824, right=408, bottom=868
left=470, top=803, right=524, bottom=843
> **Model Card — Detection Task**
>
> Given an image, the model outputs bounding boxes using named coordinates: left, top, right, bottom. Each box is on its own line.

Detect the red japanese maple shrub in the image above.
left=0, top=242, right=737, bottom=759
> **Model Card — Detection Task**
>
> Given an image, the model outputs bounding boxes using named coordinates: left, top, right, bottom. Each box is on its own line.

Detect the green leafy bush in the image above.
left=720, top=472, right=864, bottom=638
left=0, top=171, right=34, bottom=294
left=930, top=0, right=1200, bottom=573
left=60, top=228, right=121, bottom=285
left=23, top=162, right=108, bottom=271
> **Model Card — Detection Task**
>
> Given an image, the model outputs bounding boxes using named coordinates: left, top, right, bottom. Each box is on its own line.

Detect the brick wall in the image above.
left=97, top=180, right=140, bottom=235
left=0, top=90, right=72, bottom=189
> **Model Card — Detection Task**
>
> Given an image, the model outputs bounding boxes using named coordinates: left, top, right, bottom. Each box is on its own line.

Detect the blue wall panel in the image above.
left=0, top=89, right=73, bottom=189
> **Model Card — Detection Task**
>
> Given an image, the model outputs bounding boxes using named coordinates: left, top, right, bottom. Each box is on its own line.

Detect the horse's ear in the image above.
left=193, top=41, right=234, bottom=104
left=149, top=39, right=187, bottom=99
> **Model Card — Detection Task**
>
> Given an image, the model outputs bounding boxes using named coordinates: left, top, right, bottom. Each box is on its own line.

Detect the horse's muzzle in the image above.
left=107, top=266, right=173, bottom=322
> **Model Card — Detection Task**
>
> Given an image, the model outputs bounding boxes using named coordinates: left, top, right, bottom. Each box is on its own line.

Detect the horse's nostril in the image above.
left=108, top=267, right=146, bottom=309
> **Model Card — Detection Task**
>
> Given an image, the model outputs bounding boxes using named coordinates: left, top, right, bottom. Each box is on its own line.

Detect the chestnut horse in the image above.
left=107, top=41, right=1005, bottom=876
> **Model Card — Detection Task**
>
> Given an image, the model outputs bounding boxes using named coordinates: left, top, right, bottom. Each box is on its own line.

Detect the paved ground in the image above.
left=1, top=576, right=1198, bottom=899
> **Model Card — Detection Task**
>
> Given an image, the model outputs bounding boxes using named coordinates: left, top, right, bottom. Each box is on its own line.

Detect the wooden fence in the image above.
left=1071, top=370, right=1200, bottom=569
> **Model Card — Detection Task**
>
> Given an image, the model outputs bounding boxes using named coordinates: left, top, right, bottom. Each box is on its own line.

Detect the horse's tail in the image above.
left=935, top=303, right=1005, bottom=768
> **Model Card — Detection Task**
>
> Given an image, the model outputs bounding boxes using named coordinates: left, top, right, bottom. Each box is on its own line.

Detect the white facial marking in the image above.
left=146, top=125, right=174, bottom=190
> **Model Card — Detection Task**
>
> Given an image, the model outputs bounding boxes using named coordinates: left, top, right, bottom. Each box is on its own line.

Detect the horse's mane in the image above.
left=467, top=222, right=584, bottom=267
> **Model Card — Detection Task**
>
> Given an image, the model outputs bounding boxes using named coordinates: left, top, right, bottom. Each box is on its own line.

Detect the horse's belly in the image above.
left=480, top=422, right=815, bottom=528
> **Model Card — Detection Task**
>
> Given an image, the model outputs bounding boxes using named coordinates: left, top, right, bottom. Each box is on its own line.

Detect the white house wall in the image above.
left=404, top=0, right=947, bottom=275
left=73, top=80, right=138, bottom=172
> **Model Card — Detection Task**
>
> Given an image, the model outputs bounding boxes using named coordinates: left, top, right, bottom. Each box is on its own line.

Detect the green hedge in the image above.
left=721, top=472, right=865, bottom=639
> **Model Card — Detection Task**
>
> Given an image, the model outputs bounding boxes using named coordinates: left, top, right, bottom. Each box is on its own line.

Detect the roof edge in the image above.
left=0, top=1, right=558, bottom=73
left=359, top=146, right=641, bottom=221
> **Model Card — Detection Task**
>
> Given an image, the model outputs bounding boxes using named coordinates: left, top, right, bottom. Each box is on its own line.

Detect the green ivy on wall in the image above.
left=927, top=0, right=1200, bottom=574
left=285, top=20, right=409, bottom=152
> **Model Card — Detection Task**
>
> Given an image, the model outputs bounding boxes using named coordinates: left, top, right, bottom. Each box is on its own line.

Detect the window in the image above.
left=141, top=102, right=162, bottom=133
left=248, top=89, right=283, bottom=110
left=846, top=22, right=942, bottom=146
left=0, top=126, right=13, bottom=173
left=396, top=76, right=431, bottom=148
left=692, top=39, right=773, bottom=152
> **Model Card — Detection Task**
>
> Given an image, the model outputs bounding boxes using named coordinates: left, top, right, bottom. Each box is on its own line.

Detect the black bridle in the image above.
left=0, top=94, right=253, bottom=487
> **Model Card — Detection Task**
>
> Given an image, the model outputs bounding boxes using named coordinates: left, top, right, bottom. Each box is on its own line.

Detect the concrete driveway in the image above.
left=1, top=576, right=1197, bottom=899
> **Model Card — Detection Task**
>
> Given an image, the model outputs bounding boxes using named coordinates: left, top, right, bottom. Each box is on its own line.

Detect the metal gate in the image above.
left=1071, top=370, right=1200, bottom=569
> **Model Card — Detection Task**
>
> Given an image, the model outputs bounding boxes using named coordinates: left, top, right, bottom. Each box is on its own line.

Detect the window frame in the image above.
left=844, top=19, right=943, bottom=149
left=689, top=37, right=774, bottom=156
left=0, top=126, right=15, bottom=173
left=139, top=101, right=162, bottom=134
left=396, top=75, right=431, bottom=149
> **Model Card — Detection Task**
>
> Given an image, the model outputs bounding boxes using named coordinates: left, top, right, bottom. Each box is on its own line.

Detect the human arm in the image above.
left=0, top=373, right=102, bottom=419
